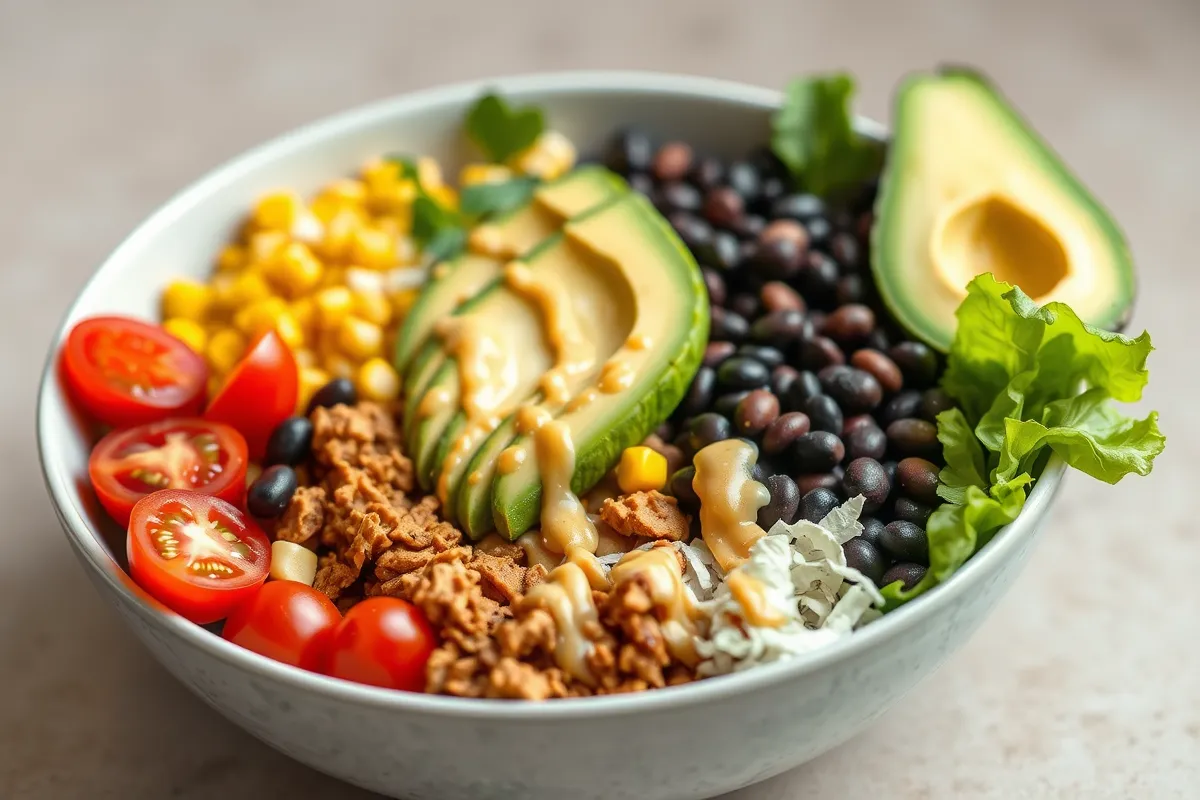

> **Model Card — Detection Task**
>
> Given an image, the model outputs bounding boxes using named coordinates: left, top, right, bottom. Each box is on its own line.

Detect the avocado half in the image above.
left=872, top=67, right=1136, bottom=352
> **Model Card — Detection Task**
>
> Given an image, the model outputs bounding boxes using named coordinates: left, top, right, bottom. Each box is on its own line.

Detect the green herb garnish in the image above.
left=882, top=274, right=1165, bottom=608
left=771, top=73, right=885, bottom=197
left=465, top=93, right=545, bottom=164
left=459, top=177, right=539, bottom=217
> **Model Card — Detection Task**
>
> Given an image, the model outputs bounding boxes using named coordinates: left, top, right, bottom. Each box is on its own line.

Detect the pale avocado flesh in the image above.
left=490, top=194, right=708, bottom=540
left=872, top=68, right=1135, bottom=352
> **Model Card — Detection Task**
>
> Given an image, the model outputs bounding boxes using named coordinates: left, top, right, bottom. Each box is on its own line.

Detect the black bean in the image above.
left=896, top=457, right=941, bottom=505
left=866, top=327, right=891, bottom=352
left=880, top=520, right=929, bottom=564
left=605, top=129, right=654, bottom=175
left=771, top=193, right=825, bottom=222
left=709, top=307, right=749, bottom=343
left=881, top=562, right=927, bottom=591
left=845, top=423, right=887, bottom=461
left=729, top=293, right=761, bottom=321
left=881, top=460, right=898, bottom=487
left=760, top=218, right=810, bottom=249
left=701, top=267, right=726, bottom=307
left=726, top=161, right=762, bottom=202
left=703, top=187, right=745, bottom=229
left=822, top=304, right=876, bottom=348
left=850, top=349, right=903, bottom=394
left=796, top=251, right=840, bottom=304
left=734, top=389, right=780, bottom=438
left=805, top=216, right=832, bottom=247
left=818, top=366, right=883, bottom=414
left=679, top=366, right=715, bottom=417
left=919, top=388, right=957, bottom=423
left=656, top=181, right=702, bottom=214
left=264, top=416, right=314, bottom=467
left=653, top=141, right=693, bottom=181
left=762, top=412, right=810, bottom=456
left=801, top=394, right=844, bottom=435
left=755, top=176, right=787, bottom=213
left=830, top=232, right=861, bottom=269
left=730, top=214, right=767, bottom=241
left=750, top=309, right=810, bottom=348
left=842, top=457, right=890, bottom=512
left=842, top=414, right=876, bottom=436
left=760, top=280, right=805, bottom=313
left=668, top=211, right=713, bottom=253
left=687, top=413, right=732, bottom=452
left=798, top=487, right=841, bottom=523
left=716, top=357, right=770, bottom=391
left=654, top=421, right=675, bottom=441
left=795, top=472, right=842, bottom=496
left=669, top=466, right=701, bottom=511
left=886, top=418, right=941, bottom=460
left=752, top=236, right=805, bottom=280
left=859, top=516, right=886, bottom=548
left=842, top=537, right=887, bottom=585
left=889, top=342, right=939, bottom=388
left=748, top=144, right=787, bottom=178
left=696, top=230, right=742, bottom=271
left=749, top=458, right=770, bottom=484
left=703, top=341, right=735, bottom=368
left=628, top=172, right=655, bottom=197
left=736, top=344, right=785, bottom=370
left=797, top=336, right=845, bottom=372
left=792, top=431, right=844, bottom=473
left=713, top=390, right=751, bottom=418
left=836, top=274, right=865, bottom=305
left=247, top=464, right=298, bottom=519
left=879, top=390, right=923, bottom=426
left=770, top=364, right=800, bottom=399
left=306, top=378, right=356, bottom=415
left=757, top=474, right=801, bottom=530
left=893, top=497, right=932, bottom=526
left=688, top=156, right=725, bottom=191
left=783, top=370, right=823, bottom=410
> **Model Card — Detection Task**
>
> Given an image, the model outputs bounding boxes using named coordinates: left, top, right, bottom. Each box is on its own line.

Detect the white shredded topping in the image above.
left=695, top=494, right=883, bottom=677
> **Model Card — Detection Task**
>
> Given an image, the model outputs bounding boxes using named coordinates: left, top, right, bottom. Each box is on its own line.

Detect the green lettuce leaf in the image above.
left=936, top=407, right=988, bottom=504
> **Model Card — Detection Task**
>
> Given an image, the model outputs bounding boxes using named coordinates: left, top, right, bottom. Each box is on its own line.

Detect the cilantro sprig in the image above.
left=465, top=93, right=545, bottom=163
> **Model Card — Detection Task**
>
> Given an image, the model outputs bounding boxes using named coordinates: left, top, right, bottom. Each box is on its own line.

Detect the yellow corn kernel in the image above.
left=374, top=213, right=414, bottom=241
left=459, top=162, right=514, bottom=187
left=214, top=269, right=272, bottom=313
left=416, top=157, right=444, bottom=190
left=391, top=288, right=420, bottom=319
left=161, top=279, right=211, bottom=322
left=336, top=316, right=383, bottom=361
left=290, top=296, right=318, bottom=336
left=233, top=296, right=287, bottom=337
left=510, top=130, right=577, bottom=181
left=248, top=230, right=289, bottom=264
left=345, top=266, right=385, bottom=295
left=273, top=310, right=305, bottom=349
left=263, top=241, right=323, bottom=297
left=253, top=191, right=303, bottom=232
left=357, top=358, right=401, bottom=402
left=244, top=462, right=262, bottom=487
left=162, top=318, right=207, bottom=354
left=216, top=244, right=248, bottom=273
left=352, top=290, right=392, bottom=327
left=322, top=354, right=356, bottom=381
left=318, top=265, right=346, bottom=289
left=297, top=366, right=331, bottom=413
left=319, top=208, right=363, bottom=262
left=616, top=446, right=668, bottom=494
left=362, top=158, right=402, bottom=190
left=206, top=328, right=247, bottom=374
left=269, top=540, right=318, bottom=585
left=314, top=286, right=354, bottom=329
left=426, top=184, right=458, bottom=211
left=293, top=347, right=318, bottom=369
left=348, top=225, right=396, bottom=269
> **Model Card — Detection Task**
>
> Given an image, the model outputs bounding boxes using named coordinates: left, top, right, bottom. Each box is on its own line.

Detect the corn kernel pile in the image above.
left=160, top=130, right=577, bottom=414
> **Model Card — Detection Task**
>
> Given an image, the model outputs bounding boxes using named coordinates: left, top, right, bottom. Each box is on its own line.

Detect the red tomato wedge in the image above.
left=205, top=329, right=297, bottom=459
left=61, top=316, right=208, bottom=428
left=325, top=597, right=435, bottom=691
left=128, top=491, right=270, bottom=624
left=88, top=419, right=248, bottom=526
left=223, top=581, right=341, bottom=671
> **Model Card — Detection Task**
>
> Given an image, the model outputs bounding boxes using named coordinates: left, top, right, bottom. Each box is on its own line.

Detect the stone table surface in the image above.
left=2, top=0, right=1197, bottom=797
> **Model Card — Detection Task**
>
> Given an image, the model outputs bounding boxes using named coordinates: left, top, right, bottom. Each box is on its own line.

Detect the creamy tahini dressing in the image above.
left=597, top=359, right=635, bottom=394
left=609, top=547, right=701, bottom=665
left=726, top=570, right=787, bottom=628
left=517, top=531, right=563, bottom=572
left=416, top=386, right=454, bottom=419
left=522, top=561, right=600, bottom=683
left=435, top=317, right=517, bottom=420
left=692, top=439, right=770, bottom=572
left=534, top=420, right=598, bottom=555
left=505, top=262, right=596, bottom=381
left=497, top=445, right=527, bottom=475
left=515, top=405, right=551, bottom=435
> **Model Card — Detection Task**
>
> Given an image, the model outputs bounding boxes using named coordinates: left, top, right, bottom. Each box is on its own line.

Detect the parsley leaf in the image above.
left=459, top=177, right=539, bottom=217
left=771, top=73, right=885, bottom=197
left=465, top=93, right=545, bottom=164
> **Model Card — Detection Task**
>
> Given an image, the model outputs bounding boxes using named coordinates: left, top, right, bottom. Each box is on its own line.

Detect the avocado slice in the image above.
left=872, top=67, right=1135, bottom=352
left=489, top=194, right=708, bottom=539
left=393, top=166, right=628, bottom=373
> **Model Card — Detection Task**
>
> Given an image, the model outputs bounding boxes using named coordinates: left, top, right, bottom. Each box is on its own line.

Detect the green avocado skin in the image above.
left=490, top=195, right=710, bottom=541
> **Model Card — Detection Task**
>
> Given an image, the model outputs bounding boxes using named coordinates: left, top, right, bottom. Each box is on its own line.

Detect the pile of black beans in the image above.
left=604, top=130, right=957, bottom=591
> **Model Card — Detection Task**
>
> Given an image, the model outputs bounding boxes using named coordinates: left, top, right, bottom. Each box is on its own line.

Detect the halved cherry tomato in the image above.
left=325, top=597, right=435, bottom=691
left=128, top=490, right=270, bottom=624
left=89, top=419, right=248, bottom=526
left=61, top=316, right=208, bottom=428
left=205, top=329, right=297, bottom=459
left=223, top=581, right=341, bottom=671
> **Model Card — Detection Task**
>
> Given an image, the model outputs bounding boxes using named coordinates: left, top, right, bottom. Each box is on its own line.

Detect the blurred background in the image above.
left=2, top=0, right=1197, bottom=797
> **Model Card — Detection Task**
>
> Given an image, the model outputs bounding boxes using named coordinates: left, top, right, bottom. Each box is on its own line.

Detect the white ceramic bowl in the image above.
left=37, top=71, right=1066, bottom=800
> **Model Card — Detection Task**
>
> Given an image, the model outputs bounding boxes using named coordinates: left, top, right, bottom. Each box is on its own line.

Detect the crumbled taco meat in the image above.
left=599, top=490, right=690, bottom=542
left=275, top=486, right=326, bottom=545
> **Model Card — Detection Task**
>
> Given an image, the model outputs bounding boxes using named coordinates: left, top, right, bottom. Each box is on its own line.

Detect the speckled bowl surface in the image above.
left=36, top=71, right=1066, bottom=800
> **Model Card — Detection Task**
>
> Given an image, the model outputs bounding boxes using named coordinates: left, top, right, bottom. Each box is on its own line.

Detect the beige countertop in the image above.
left=2, top=0, right=1197, bottom=797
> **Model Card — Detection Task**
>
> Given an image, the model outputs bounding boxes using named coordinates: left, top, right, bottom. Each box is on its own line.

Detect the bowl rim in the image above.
left=36, top=68, right=1066, bottom=721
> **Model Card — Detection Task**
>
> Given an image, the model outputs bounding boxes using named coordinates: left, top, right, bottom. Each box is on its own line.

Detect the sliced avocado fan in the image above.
left=871, top=67, right=1135, bottom=352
